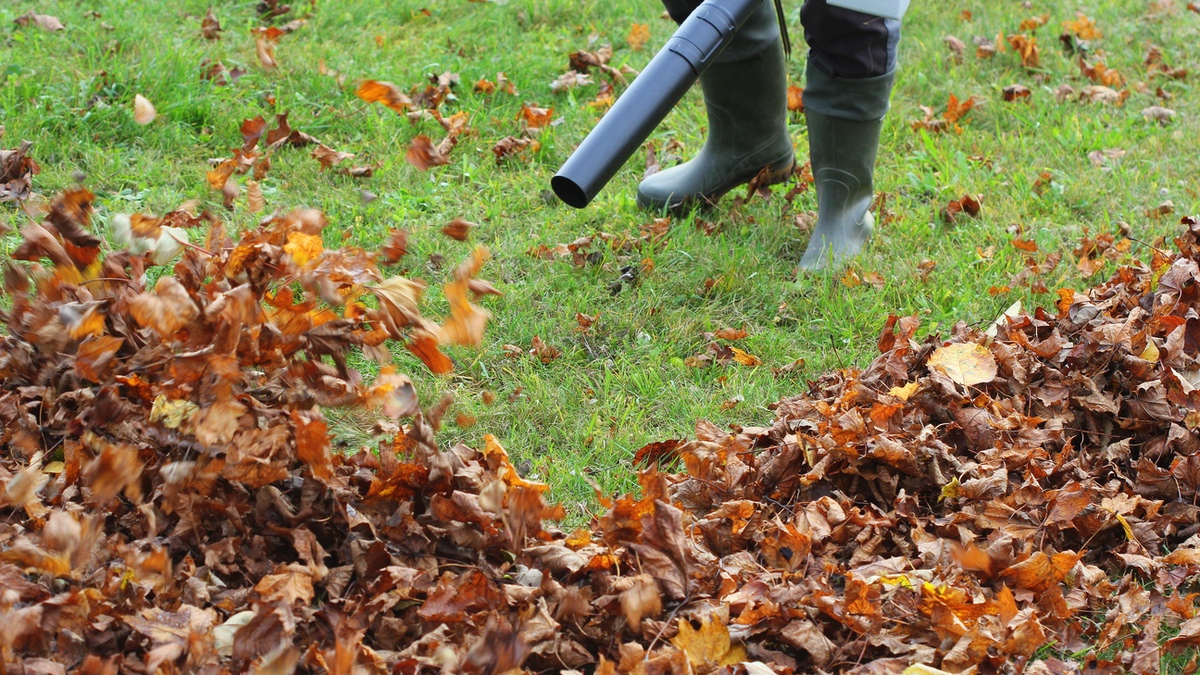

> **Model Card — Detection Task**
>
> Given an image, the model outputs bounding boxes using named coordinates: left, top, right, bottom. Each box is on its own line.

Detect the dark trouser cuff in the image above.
left=802, top=62, right=895, bottom=122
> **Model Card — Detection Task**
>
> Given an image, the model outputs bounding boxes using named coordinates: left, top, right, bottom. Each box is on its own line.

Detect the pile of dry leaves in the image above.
left=5, top=189, right=1200, bottom=675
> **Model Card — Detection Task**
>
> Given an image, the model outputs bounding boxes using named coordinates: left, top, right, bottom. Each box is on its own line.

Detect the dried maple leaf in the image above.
left=311, top=144, right=355, bottom=171
left=999, top=551, right=1083, bottom=592
left=130, top=276, right=200, bottom=337
left=730, top=346, right=762, bottom=366
left=1079, top=85, right=1128, bottom=104
left=627, top=23, right=650, bottom=50
left=1003, top=84, right=1031, bottom=101
left=0, top=141, right=41, bottom=202
left=492, top=136, right=538, bottom=163
left=1142, top=105, right=1176, bottom=124
left=378, top=229, right=409, bottom=265
left=1079, top=59, right=1125, bottom=87
left=253, top=27, right=283, bottom=70
left=246, top=180, right=265, bottom=213
left=1062, top=13, right=1102, bottom=39
left=518, top=104, right=554, bottom=129
left=927, top=342, right=997, bottom=386
left=201, top=8, right=222, bottom=39
left=1008, top=33, right=1040, bottom=68
left=672, top=615, right=747, bottom=669
left=14, top=12, right=64, bottom=31
left=550, top=71, right=593, bottom=93
left=530, top=336, right=561, bottom=363
left=405, top=134, right=452, bottom=170
left=942, top=194, right=981, bottom=223
left=945, top=35, right=966, bottom=61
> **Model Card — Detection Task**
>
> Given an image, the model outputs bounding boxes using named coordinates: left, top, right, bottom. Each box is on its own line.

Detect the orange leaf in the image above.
left=627, top=23, right=650, bottom=50
left=356, top=80, right=413, bottom=113
left=999, top=550, right=1082, bottom=592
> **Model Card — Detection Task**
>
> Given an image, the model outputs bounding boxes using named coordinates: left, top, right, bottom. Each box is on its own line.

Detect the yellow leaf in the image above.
left=43, top=461, right=65, bottom=474
left=284, top=231, right=323, bottom=267
left=730, top=347, right=762, bottom=367
left=1140, top=341, right=1160, bottom=364
left=880, top=574, right=914, bottom=589
left=927, top=342, right=997, bottom=386
left=671, top=615, right=747, bottom=669
left=149, top=395, right=199, bottom=430
left=1103, top=506, right=1136, bottom=542
left=939, top=475, right=960, bottom=502
left=889, top=381, right=919, bottom=401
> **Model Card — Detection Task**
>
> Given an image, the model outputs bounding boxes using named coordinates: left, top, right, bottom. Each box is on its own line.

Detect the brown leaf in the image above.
left=714, top=327, right=748, bottom=340
left=255, top=564, right=314, bottom=605
left=442, top=218, right=475, bottom=241
left=378, top=229, right=409, bottom=265
left=406, top=134, right=451, bottom=170
left=530, top=336, right=561, bottom=363
left=311, top=144, right=355, bottom=171
left=1003, top=84, right=1032, bottom=101
left=292, top=410, right=333, bottom=482
left=518, top=104, right=554, bottom=129
left=14, top=12, right=64, bottom=32
left=492, top=136, right=538, bottom=162
left=130, top=276, right=200, bottom=337
left=1142, top=105, right=1176, bottom=124
left=253, top=27, right=282, bottom=70
left=246, top=180, right=265, bottom=213
left=201, top=8, right=222, bottom=39
left=942, top=194, right=981, bottom=223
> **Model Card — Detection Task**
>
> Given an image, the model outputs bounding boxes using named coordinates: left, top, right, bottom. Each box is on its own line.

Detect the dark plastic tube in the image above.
left=551, top=0, right=764, bottom=209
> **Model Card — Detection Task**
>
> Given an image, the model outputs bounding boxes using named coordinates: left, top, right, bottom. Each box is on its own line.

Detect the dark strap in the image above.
left=774, top=0, right=791, bottom=57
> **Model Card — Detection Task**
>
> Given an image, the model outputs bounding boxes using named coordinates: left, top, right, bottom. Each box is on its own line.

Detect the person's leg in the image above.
left=637, top=0, right=795, bottom=211
left=798, top=0, right=900, bottom=270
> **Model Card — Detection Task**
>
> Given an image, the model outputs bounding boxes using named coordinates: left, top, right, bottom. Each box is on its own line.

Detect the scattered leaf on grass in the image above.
left=1002, top=84, right=1031, bottom=101
left=730, top=347, right=762, bottom=367
left=14, top=12, right=64, bottom=31
left=356, top=80, right=413, bottom=114
left=530, top=336, right=561, bottom=363
left=133, top=95, right=157, bottom=125
left=627, top=23, right=650, bottom=50
left=943, top=194, right=981, bottom=223
left=406, top=135, right=452, bottom=170
left=201, top=8, right=222, bottom=39
left=442, top=218, right=474, bottom=241
left=1142, top=105, right=1176, bottom=124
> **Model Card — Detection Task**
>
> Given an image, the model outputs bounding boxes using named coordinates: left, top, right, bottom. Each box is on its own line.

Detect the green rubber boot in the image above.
left=799, top=66, right=894, bottom=271
left=636, top=2, right=794, bottom=212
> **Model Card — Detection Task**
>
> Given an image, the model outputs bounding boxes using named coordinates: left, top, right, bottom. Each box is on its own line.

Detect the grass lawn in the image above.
left=3, top=0, right=1199, bottom=525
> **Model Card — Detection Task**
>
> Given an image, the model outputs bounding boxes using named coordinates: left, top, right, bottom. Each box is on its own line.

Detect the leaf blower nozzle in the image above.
left=550, top=0, right=765, bottom=209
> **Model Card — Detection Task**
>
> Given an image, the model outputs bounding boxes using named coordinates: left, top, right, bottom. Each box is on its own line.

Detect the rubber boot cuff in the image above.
left=803, top=62, right=895, bottom=122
